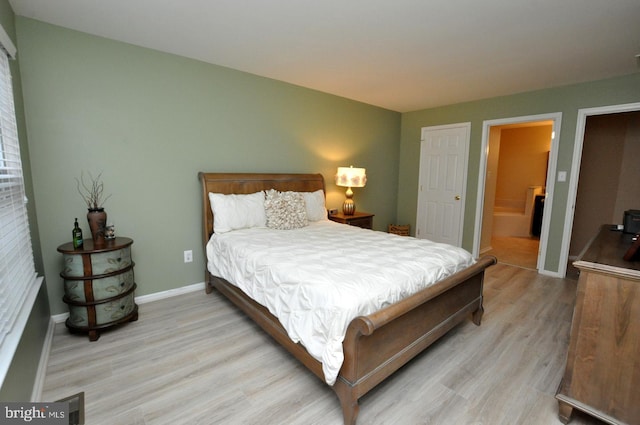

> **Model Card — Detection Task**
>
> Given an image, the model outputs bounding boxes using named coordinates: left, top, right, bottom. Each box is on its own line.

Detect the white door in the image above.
left=416, top=123, right=470, bottom=246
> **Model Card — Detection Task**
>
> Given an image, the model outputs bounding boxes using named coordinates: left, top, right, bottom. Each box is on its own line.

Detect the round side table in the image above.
left=57, top=237, right=138, bottom=341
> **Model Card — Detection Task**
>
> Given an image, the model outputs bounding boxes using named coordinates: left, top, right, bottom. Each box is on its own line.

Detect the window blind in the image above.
left=0, top=44, right=37, bottom=351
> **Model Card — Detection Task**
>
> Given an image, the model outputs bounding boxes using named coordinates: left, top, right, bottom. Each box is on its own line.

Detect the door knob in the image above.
left=455, top=195, right=461, bottom=200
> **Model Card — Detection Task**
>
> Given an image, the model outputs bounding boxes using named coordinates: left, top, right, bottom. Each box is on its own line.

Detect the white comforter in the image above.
left=206, top=220, right=474, bottom=385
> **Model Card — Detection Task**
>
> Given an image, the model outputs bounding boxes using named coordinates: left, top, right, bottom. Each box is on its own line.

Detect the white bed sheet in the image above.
left=206, top=220, right=475, bottom=385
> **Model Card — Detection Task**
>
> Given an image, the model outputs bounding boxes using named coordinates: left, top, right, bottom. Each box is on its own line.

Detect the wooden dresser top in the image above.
left=574, top=225, right=640, bottom=279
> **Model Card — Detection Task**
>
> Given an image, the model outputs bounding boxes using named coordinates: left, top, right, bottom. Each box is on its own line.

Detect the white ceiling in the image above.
left=8, top=0, right=640, bottom=112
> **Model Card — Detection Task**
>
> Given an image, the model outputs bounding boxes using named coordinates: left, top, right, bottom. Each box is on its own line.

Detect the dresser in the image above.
left=328, top=211, right=374, bottom=229
left=556, top=225, right=640, bottom=424
left=57, top=237, right=138, bottom=341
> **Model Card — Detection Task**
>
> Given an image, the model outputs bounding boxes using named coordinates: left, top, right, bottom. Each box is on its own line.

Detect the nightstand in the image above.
left=329, top=211, right=374, bottom=229
left=57, top=237, right=138, bottom=341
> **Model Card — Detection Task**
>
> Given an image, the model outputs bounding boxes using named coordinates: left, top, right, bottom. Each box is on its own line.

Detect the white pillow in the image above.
left=209, top=191, right=266, bottom=233
left=303, top=189, right=328, bottom=221
left=264, top=189, right=308, bottom=230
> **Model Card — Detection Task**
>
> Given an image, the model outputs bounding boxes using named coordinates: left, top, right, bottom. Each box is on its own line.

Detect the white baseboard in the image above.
left=37, top=281, right=207, bottom=399
left=51, top=281, right=206, bottom=324
left=135, top=281, right=205, bottom=305
left=479, top=246, right=493, bottom=255
left=538, top=268, right=563, bottom=278
left=51, top=312, right=68, bottom=325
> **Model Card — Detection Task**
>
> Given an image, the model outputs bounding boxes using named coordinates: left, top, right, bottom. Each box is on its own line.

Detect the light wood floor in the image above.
left=41, top=264, right=604, bottom=425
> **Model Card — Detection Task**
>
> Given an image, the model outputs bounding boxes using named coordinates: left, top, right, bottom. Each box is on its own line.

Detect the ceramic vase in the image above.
left=87, top=208, right=107, bottom=245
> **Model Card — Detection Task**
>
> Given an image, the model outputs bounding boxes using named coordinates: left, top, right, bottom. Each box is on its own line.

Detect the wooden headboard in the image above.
left=198, top=172, right=325, bottom=247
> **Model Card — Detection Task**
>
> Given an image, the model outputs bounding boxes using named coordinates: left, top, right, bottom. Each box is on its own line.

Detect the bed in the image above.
left=198, top=172, right=497, bottom=425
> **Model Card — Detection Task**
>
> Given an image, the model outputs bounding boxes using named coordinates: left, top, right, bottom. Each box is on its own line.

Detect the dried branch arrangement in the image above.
left=76, top=171, right=111, bottom=209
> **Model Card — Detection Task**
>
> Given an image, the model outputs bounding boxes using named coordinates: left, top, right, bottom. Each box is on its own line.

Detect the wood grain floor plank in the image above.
left=41, top=264, right=606, bottom=424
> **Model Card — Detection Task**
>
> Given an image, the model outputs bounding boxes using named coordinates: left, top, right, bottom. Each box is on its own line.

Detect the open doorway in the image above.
left=562, top=102, right=640, bottom=278
left=473, top=113, right=562, bottom=272
left=481, top=122, right=552, bottom=269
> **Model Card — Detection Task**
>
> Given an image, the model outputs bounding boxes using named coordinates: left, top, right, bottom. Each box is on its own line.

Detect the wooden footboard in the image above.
left=206, top=255, right=496, bottom=425
left=334, top=255, right=496, bottom=425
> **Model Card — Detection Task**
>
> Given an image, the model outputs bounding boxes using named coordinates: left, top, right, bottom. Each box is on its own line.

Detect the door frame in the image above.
left=472, top=112, right=562, bottom=274
left=561, top=102, right=640, bottom=274
left=417, top=122, right=470, bottom=247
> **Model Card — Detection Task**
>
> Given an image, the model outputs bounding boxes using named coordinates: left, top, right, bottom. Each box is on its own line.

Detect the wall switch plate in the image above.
left=329, top=208, right=338, bottom=215
left=183, top=250, right=193, bottom=263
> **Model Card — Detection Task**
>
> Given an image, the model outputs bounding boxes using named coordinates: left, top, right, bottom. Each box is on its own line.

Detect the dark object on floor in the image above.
left=56, top=392, right=84, bottom=425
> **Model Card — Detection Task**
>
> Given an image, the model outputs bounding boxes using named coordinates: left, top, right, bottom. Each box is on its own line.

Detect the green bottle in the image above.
left=72, top=218, right=83, bottom=249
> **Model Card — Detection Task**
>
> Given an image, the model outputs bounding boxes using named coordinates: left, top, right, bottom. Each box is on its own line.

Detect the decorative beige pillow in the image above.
left=264, top=189, right=308, bottom=230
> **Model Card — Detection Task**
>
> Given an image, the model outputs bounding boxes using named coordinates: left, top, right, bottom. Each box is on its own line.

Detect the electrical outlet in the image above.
left=183, top=250, right=193, bottom=263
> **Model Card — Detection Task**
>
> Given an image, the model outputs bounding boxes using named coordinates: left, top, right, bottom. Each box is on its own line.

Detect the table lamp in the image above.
left=335, top=166, right=366, bottom=215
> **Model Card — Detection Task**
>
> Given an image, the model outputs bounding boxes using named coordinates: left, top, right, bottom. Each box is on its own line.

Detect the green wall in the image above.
left=0, top=0, right=50, bottom=402
left=399, top=73, right=640, bottom=273
left=15, top=17, right=401, bottom=316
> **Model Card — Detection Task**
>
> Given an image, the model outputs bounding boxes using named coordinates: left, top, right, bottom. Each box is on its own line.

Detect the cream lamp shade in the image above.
left=335, top=166, right=366, bottom=215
